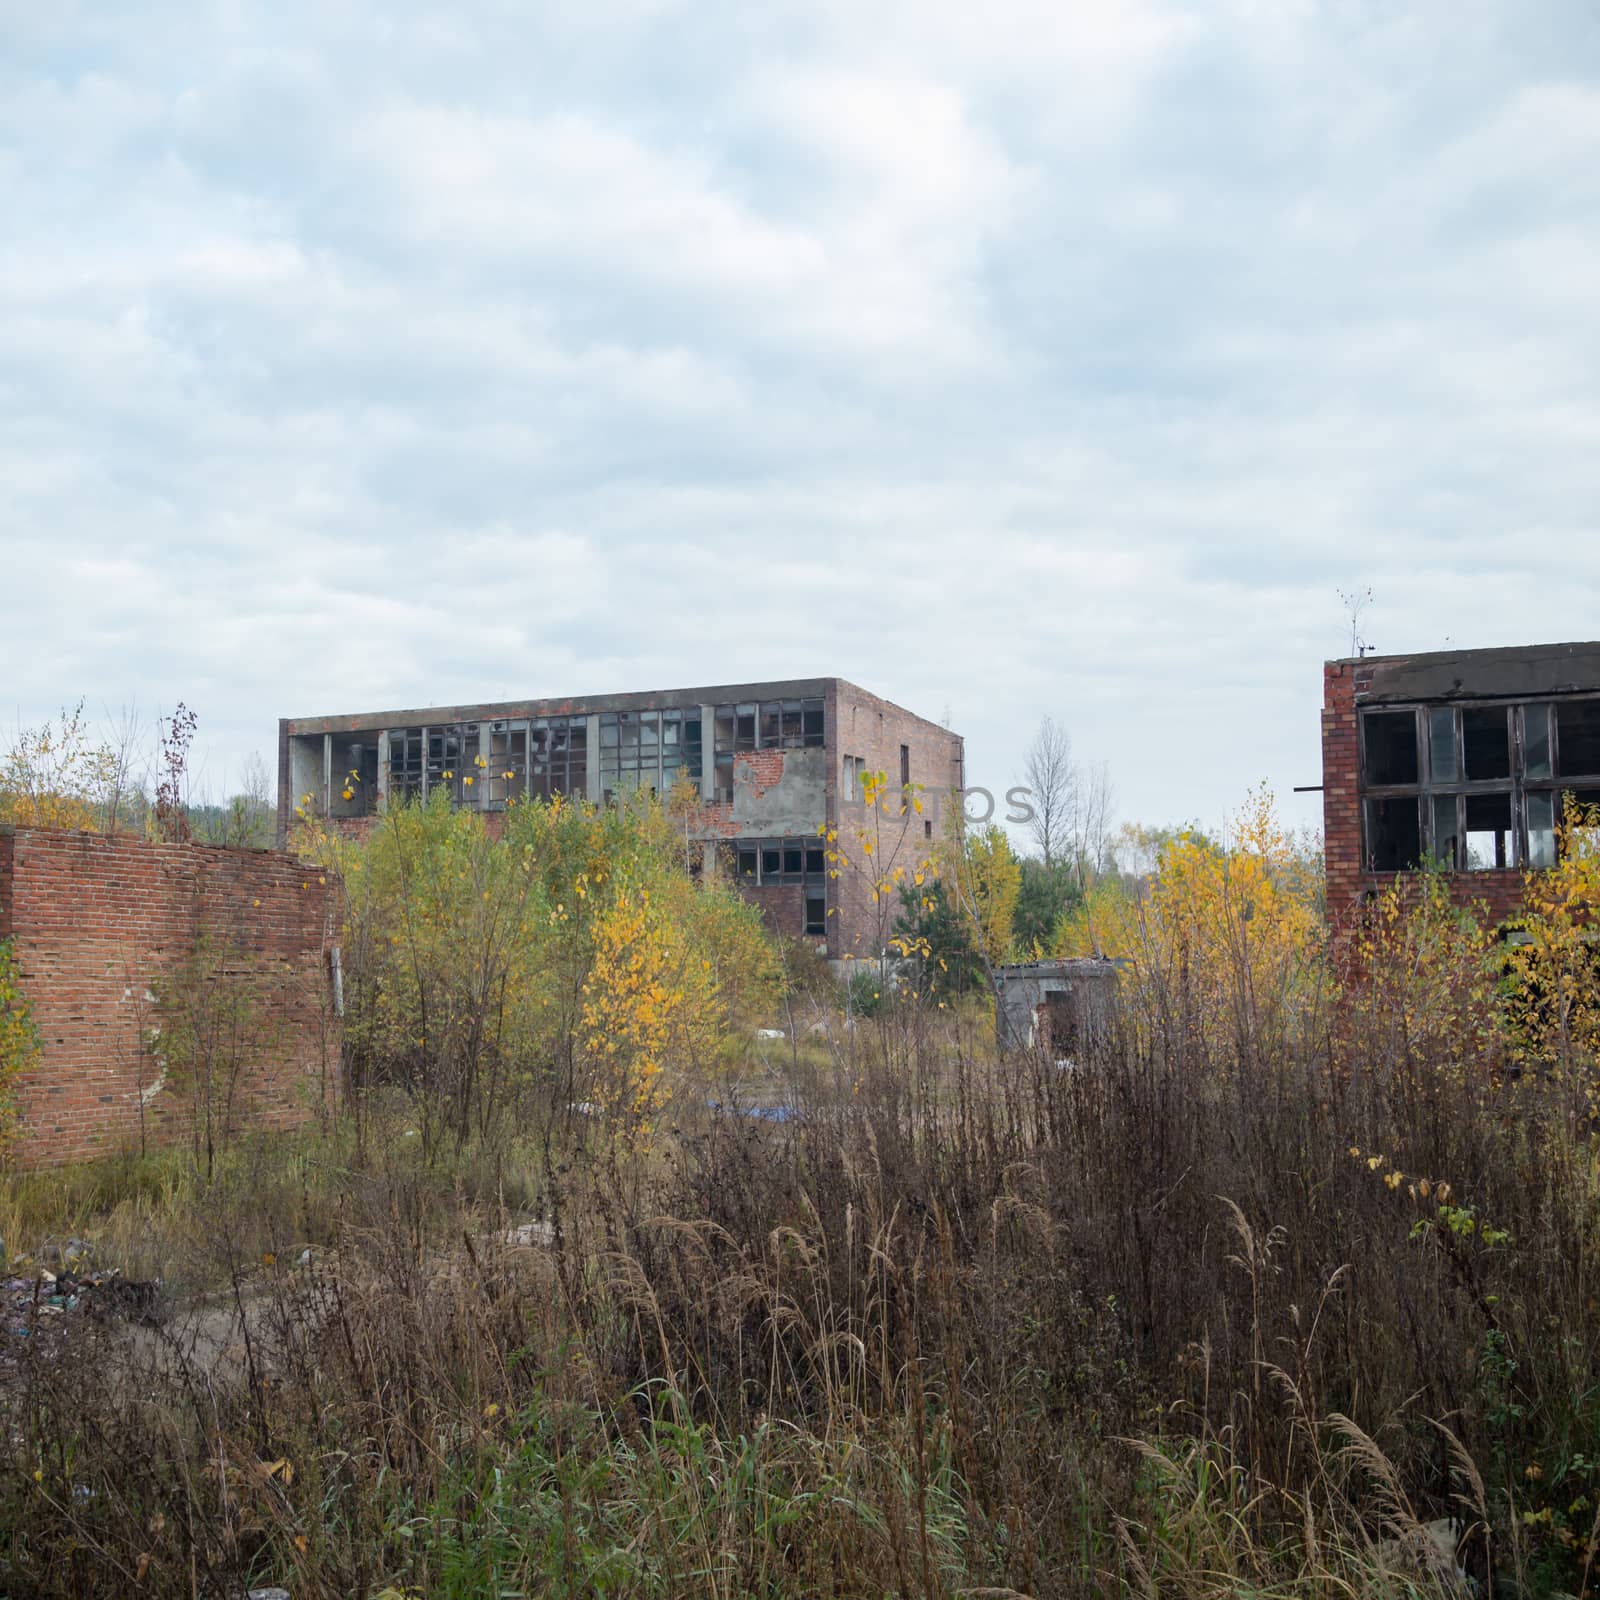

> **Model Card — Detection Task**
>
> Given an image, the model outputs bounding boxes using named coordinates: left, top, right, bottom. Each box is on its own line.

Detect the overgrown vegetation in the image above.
left=0, top=701, right=274, bottom=845
left=2, top=787, right=1599, bottom=1598
left=0, top=938, right=40, bottom=1155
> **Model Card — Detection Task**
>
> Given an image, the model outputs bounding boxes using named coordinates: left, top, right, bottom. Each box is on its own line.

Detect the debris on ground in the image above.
left=3, top=1261, right=162, bottom=1341
left=502, top=1219, right=556, bottom=1249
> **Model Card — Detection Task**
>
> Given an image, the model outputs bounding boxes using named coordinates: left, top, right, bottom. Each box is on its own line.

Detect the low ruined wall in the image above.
left=0, top=826, right=340, bottom=1169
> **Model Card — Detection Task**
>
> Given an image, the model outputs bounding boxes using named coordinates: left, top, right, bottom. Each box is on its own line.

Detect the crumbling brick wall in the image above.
left=0, top=826, right=340, bottom=1169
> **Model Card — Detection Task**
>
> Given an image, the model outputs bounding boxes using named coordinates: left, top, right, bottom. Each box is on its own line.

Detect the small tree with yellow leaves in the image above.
left=0, top=702, right=124, bottom=833
left=1058, top=786, right=1326, bottom=1064
left=1505, top=798, right=1600, bottom=1108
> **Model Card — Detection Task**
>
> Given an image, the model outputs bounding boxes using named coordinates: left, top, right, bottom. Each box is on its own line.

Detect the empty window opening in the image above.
left=1558, top=701, right=1600, bottom=777
left=713, top=697, right=824, bottom=759
left=330, top=735, right=379, bottom=817
left=1462, top=707, right=1510, bottom=781
left=388, top=728, right=425, bottom=804
left=731, top=837, right=829, bottom=886
left=1363, top=710, right=1418, bottom=786
left=486, top=721, right=528, bottom=807
left=426, top=725, right=470, bottom=804
left=1464, top=792, right=1515, bottom=870
left=804, top=889, right=826, bottom=937
left=843, top=754, right=864, bottom=801
left=1365, top=796, right=1421, bottom=872
left=900, top=744, right=911, bottom=786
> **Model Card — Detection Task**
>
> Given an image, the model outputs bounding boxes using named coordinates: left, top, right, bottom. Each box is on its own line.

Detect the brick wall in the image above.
left=1322, top=661, right=1527, bottom=929
left=0, top=830, right=13, bottom=940
left=1321, top=661, right=1362, bottom=920
left=827, top=683, right=965, bottom=960
left=0, top=826, right=340, bottom=1169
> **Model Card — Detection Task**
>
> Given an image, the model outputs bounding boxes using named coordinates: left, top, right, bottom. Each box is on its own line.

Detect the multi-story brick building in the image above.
left=278, top=677, right=964, bottom=958
left=1322, top=640, right=1600, bottom=925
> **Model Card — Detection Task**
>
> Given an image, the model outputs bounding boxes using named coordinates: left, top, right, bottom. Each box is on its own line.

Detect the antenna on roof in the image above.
left=1338, top=586, right=1375, bottom=658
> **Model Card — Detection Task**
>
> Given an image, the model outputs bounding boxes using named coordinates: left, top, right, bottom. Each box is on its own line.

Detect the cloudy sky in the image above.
left=5, top=1, right=1598, bottom=837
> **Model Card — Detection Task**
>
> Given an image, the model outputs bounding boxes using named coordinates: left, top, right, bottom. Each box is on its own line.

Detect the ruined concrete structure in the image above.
left=278, top=678, right=964, bottom=957
left=994, top=958, right=1122, bottom=1056
left=0, top=825, right=340, bottom=1168
left=1323, top=640, right=1600, bottom=924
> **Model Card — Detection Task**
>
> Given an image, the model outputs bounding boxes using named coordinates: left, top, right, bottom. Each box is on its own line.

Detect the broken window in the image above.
left=1462, top=707, right=1510, bottom=781
left=714, top=697, right=824, bottom=757
left=730, top=837, right=829, bottom=886
left=805, top=889, right=826, bottom=937
left=1558, top=700, right=1600, bottom=777
left=426, top=725, right=469, bottom=803
left=681, top=713, right=703, bottom=783
left=900, top=744, right=911, bottom=786
left=601, top=707, right=699, bottom=802
left=388, top=728, right=425, bottom=803
left=485, top=721, right=528, bottom=807
left=1364, top=796, right=1421, bottom=872
left=1363, top=710, right=1419, bottom=786
left=660, top=708, right=698, bottom=790
left=528, top=717, right=586, bottom=803
left=1464, top=792, right=1515, bottom=870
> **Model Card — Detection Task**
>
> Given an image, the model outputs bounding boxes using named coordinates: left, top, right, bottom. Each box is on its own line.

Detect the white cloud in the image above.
left=2, top=0, right=1598, bottom=834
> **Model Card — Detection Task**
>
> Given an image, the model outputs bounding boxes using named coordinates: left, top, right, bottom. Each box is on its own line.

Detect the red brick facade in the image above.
left=1323, top=658, right=1539, bottom=929
left=0, top=826, right=340, bottom=1168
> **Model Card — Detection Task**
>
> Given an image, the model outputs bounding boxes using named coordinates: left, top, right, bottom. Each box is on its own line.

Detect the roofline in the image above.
left=281, top=677, right=961, bottom=742
left=1328, top=639, right=1600, bottom=670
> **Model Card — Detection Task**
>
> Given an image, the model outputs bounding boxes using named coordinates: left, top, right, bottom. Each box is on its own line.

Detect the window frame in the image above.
left=1358, top=692, right=1600, bottom=872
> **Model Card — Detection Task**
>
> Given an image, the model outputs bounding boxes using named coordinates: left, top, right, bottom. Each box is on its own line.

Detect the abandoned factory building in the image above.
left=278, top=678, right=964, bottom=958
left=1323, top=640, right=1600, bottom=923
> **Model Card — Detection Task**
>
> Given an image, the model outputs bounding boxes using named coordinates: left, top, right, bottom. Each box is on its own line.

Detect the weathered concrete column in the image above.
left=586, top=714, right=602, bottom=804
left=700, top=704, right=716, bottom=802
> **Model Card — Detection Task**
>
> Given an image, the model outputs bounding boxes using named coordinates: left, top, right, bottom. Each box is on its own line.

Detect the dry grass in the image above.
left=1, top=967, right=1597, bottom=1598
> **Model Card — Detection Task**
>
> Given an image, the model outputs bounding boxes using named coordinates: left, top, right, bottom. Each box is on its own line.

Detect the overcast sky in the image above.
left=5, top=1, right=1599, bottom=839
